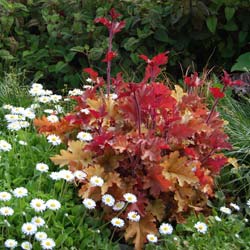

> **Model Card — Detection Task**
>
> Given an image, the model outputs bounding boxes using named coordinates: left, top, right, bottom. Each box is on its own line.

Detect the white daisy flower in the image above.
left=13, top=187, right=28, bottom=198
left=11, top=107, right=25, bottom=114
left=102, top=194, right=115, bottom=207
left=0, top=206, right=14, bottom=216
left=80, top=108, right=90, bottom=114
left=31, top=83, right=43, bottom=89
left=77, top=131, right=93, bottom=142
left=50, top=94, right=62, bottom=103
left=194, top=221, right=208, bottom=234
left=214, top=216, right=222, bottom=222
left=30, top=103, right=40, bottom=110
left=19, top=140, right=28, bottom=146
left=0, top=191, right=12, bottom=201
left=74, top=170, right=87, bottom=180
left=4, top=239, right=18, bottom=249
left=44, top=90, right=53, bottom=96
left=22, top=109, right=36, bottom=119
left=44, top=109, right=54, bottom=114
left=7, top=122, right=22, bottom=131
left=146, top=234, right=158, bottom=243
left=21, top=241, right=32, bottom=250
left=35, top=231, right=48, bottom=241
left=59, top=170, right=74, bottom=182
left=82, top=198, right=96, bottom=210
left=19, top=121, right=30, bottom=128
left=89, top=176, right=104, bottom=187
left=0, top=140, right=12, bottom=152
left=49, top=172, right=61, bottom=181
left=47, top=134, right=61, bottom=146
left=111, top=217, right=125, bottom=228
left=30, top=198, right=46, bottom=212
left=113, top=201, right=125, bottom=211
left=68, top=89, right=83, bottom=96
left=247, top=199, right=250, bottom=207
left=123, top=193, right=137, bottom=203
left=38, top=96, right=51, bottom=103
left=86, top=78, right=93, bottom=83
left=5, top=114, right=20, bottom=122
left=31, top=216, right=45, bottom=227
left=220, top=206, right=232, bottom=215
left=36, top=163, right=49, bottom=173
left=21, top=222, right=37, bottom=236
left=127, top=211, right=140, bottom=222
left=2, top=104, right=13, bottom=110
left=230, top=202, right=240, bottom=211
left=29, top=88, right=46, bottom=96
left=54, top=105, right=64, bottom=113
left=159, top=223, right=173, bottom=235
left=47, top=115, right=59, bottom=123
left=41, top=238, right=56, bottom=250
left=46, top=199, right=61, bottom=210
left=244, top=218, right=249, bottom=222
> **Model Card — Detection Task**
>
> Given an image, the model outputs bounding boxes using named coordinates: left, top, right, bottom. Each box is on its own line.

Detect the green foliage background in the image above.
left=0, top=0, right=250, bottom=89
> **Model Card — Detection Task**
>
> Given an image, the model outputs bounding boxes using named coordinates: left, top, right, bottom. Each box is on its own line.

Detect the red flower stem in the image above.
left=206, top=85, right=226, bottom=124
left=106, top=23, right=113, bottom=98
left=133, top=91, right=141, bottom=136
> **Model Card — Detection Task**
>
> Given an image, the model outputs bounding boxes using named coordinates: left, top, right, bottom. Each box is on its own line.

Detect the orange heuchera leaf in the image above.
left=144, top=165, right=171, bottom=197
left=101, top=172, right=123, bottom=195
left=125, top=213, right=157, bottom=250
left=50, top=141, right=92, bottom=167
left=146, top=199, right=165, bottom=221
left=161, top=151, right=198, bottom=187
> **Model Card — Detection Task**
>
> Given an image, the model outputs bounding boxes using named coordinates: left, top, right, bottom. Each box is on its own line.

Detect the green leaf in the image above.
left=123, top=37, right=139, bottom=51
left=206, top=16, right=217, bottom=33
left=0, top=49, right=14, bottom=60
left=56, top=234, right=68, bottom=246
left=88, top=47, right=104, bottom=61
left=70, top=46, right=86, bottom=53
left=225, top=7, right=235, bottom=21
left=231, top=52, right=250, bottom=72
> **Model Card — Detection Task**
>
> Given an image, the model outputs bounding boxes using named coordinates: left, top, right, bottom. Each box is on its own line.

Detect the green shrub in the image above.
left=0, top=0, right=250, bottom=89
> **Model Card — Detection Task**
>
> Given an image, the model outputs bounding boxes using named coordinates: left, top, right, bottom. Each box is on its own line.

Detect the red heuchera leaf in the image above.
left=95, top=17, right=111, bottom=29
left=102, top=51, right=117, bottom=62
left=209, top=87, right=225, bottom=99
left=184, top=147, right=198, bottom=159
left=184, top=72, right=202, bottom=87
left=109, top=8, right=121, bottom=20
left=144, top=165, right=171, bottom=197
left=222, top=70, right=243, bottom=87
left=204, top=154, right=228, bottom=173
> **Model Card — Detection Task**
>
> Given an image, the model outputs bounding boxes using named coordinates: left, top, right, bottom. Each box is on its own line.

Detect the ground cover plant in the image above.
left=31, top=9, right=250, bottom=250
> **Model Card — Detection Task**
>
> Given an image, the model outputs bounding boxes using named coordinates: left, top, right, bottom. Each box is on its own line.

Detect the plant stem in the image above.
left=206, top=85, right=226, bottom=124
left=133, top=91, right=141, bottom=136
left=107, top=23, right=113, bottom=97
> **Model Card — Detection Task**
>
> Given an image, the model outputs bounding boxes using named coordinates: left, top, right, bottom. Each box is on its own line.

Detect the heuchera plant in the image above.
left=34, top=9, right=241, bottom=250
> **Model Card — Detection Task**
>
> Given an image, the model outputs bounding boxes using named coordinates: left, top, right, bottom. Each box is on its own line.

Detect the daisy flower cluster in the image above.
left=0, top=185, right=60, bottom=249
left=2, top=104, right=35, bottom=132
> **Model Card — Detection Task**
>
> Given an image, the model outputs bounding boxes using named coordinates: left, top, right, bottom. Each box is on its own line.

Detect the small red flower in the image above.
left=184, top=72, right=202, bottom=87
left=209, top=87, right=225, bottom=99
left=222, top=70, right=243, bottom=87
left=102, top=51, right=117, bottom=62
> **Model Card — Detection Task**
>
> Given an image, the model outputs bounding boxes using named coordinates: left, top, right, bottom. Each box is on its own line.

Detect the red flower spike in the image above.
left=102, top=51, right=117, bottom=62
left=112, top=20, right=126, bottom=34
left=94, top=17, right=111, bottom=29
left=209, top=87, right=225, bottom=99
left=184, top=72, right=202, bottom=87
left=222, top=70, right=244, bottom=87
left=109, top=8, right=121, bottom=20
left=83, top=68, right=98, bottom=80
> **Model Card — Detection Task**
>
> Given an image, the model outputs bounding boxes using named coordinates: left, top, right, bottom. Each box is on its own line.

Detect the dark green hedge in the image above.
left=0, top=0, right=250, bottom=89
